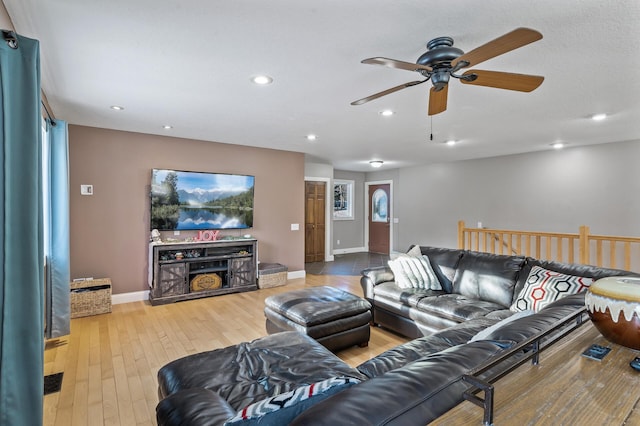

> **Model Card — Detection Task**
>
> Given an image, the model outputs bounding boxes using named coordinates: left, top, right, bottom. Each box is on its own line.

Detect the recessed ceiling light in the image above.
left=306, top=134, right=317, bottom=141
left=369, top=160, right=384, bottom=168
left=591, top=113, right=607, bottom=121
left=252, top=75, right=273, bottom=85
left=379, top=110, right=394, bottom=116
left=110, top=105, right=124, bottom=111
left=162, top=125, right=173, bottom=130
left=552, top=142, right=564, bottom=149
left=445, top=140, right=456, bottom=146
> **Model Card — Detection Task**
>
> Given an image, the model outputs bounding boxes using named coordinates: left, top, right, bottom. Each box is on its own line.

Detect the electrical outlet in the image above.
left=337, top=239, right=340, bottom=245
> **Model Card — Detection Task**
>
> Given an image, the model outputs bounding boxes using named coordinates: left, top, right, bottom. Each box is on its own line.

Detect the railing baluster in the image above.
left=568, top=237, right=575, bottom=263
left=596, top=240, right=603, bottom=267
left=610, top=242, right=617, bottom=269
left=557, top=237, right=563, bottom=263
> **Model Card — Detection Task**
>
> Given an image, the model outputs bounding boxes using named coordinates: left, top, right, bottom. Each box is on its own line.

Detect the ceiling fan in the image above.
left=351, top=28, right=544, bottom=115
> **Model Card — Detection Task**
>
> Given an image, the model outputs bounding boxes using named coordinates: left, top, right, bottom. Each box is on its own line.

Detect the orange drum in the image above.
left=585, top=276, right=640, bottom=350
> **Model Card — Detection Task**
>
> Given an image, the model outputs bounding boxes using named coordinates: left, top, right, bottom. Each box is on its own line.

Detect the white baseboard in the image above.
left=333, top=246, right=367, bottom=255
left=287, top=270, right=306, bottom=279
left=111, top=272, right=308, bottom=304
left=112, top=290, right=149, bottom=305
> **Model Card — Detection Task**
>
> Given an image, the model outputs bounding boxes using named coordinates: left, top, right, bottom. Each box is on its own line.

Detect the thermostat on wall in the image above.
left=80, top=184, right=93, bottom=195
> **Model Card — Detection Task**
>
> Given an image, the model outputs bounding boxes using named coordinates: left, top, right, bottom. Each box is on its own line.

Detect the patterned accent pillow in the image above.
left=224, top=377, right=360, bottom=425
left=388, top=254, right=442, bottom=290
left=511, top=266, right=593, bottom=312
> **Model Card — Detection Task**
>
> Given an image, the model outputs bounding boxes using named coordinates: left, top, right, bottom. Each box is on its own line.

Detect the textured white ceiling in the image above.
left=5, top=0, right=640, bottom=171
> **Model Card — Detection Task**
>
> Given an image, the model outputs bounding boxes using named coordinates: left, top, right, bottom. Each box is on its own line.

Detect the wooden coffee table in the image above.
left=431, top=324, right=640, bottom=425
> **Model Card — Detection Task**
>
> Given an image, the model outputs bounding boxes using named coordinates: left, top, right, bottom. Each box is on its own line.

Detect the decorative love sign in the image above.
left=196, top=230, right=220, bottom=241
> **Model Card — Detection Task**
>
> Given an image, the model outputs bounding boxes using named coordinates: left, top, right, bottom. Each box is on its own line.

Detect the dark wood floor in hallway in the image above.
left=305, top=252, right=390, bottom=275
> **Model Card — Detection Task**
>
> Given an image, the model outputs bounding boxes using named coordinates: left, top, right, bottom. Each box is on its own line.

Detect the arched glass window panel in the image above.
left=372, top=189, right=388, bottom=222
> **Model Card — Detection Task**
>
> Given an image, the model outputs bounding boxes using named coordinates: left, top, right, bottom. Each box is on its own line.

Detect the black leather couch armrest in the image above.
left=360, top=266, right=394, bottom=300
left=157, top=388, right=236, bottom=426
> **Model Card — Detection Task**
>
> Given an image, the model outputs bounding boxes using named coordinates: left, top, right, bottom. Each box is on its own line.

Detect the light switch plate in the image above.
left=291, top=223, right=300, bottom=231
left=80, top=184, right=93, bottom=195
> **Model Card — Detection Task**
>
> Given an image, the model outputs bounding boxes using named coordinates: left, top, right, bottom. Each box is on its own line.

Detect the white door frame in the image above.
left=364, top=180, right=394, bottom=254
left=304, top=176, right=334, bottom=262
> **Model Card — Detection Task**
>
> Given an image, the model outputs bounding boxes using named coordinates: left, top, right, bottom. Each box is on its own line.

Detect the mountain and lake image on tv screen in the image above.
left=150, top=169, right=254, bottom=230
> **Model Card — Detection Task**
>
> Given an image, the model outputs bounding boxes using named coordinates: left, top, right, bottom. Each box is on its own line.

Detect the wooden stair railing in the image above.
left=458, top=221, right=640, bottom=273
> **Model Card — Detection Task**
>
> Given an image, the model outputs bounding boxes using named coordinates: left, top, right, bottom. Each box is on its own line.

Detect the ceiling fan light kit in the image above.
left=352, top=28, right=544, bottom=115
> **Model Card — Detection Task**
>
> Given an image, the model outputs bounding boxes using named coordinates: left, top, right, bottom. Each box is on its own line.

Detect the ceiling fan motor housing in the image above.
left=417, top=36, right=464, bottom=67
left=417, top=37, right=464, bottom=91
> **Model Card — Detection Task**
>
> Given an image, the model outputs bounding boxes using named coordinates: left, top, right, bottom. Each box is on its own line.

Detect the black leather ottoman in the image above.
left=264, top=286, right=372, bottom=352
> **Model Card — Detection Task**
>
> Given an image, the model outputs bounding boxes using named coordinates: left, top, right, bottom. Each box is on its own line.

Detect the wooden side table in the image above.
left=431, top=324, right=640, bottom=425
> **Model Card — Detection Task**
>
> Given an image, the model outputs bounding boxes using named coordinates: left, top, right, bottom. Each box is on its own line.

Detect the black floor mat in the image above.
left=44, top=372, right=63, bottom=395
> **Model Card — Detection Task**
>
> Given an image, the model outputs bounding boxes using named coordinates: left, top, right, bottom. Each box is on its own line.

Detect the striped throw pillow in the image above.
left=388, top=254, right=442, bottom=290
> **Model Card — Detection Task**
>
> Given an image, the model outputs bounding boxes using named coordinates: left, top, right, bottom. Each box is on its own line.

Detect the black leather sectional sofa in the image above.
left=361, top=245, right=636, bottom=339
left=156, top=246, right=638, bottom=425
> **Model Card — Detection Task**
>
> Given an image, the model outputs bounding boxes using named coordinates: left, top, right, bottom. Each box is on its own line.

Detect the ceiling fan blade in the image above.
left=351, top=80, right=426, bottom=105
left=460, top=70, right=544, bottom=92
left=428, top=85, right=448, bottom=116
left=362, top=57, right=433, bottom=73
left=452, top=28, right=542, bottom=69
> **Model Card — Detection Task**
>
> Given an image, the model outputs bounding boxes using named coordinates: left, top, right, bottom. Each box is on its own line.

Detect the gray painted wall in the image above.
left=390, top=140, right=640, bottom=251
left=333, top=170, right=365, bottom=251
left=304, top=160, right=333, bottom=179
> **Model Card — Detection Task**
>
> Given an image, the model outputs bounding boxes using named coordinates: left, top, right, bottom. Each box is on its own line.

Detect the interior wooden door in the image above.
left=368, top=183, right=390, bottom=254
left=305, top=181, right=326, bottom=262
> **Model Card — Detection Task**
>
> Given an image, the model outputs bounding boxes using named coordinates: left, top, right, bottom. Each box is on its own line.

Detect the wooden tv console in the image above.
left=148, top=239, right=257, bottom=305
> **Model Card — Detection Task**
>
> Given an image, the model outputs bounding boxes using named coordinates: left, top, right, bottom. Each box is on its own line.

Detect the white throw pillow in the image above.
left=388, top=254, right=442, bottom=290
left=406, top=245, right=422, bottom=257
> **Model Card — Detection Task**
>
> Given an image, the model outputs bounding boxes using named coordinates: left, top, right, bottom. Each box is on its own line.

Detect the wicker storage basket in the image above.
left=258, top=263, right=288, bottom=289
left=190, top=273, right=222, bottom=291
left=70, top=278, right=112, bottom=318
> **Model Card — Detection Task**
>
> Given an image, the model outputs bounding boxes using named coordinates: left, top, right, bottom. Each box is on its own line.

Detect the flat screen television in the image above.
left=150, top=169, right=254, bottom=231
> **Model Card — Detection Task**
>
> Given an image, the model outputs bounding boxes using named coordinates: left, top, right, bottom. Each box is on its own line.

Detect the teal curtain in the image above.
left=0, top=31, right=45, bottom=426
left=45, top=119, right=70, bottom=339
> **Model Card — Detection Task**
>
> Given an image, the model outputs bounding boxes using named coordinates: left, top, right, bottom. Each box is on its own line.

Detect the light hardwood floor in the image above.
left=432, top=324, right=640, bottom=425
left=43, top=274, right=407, bottom=426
